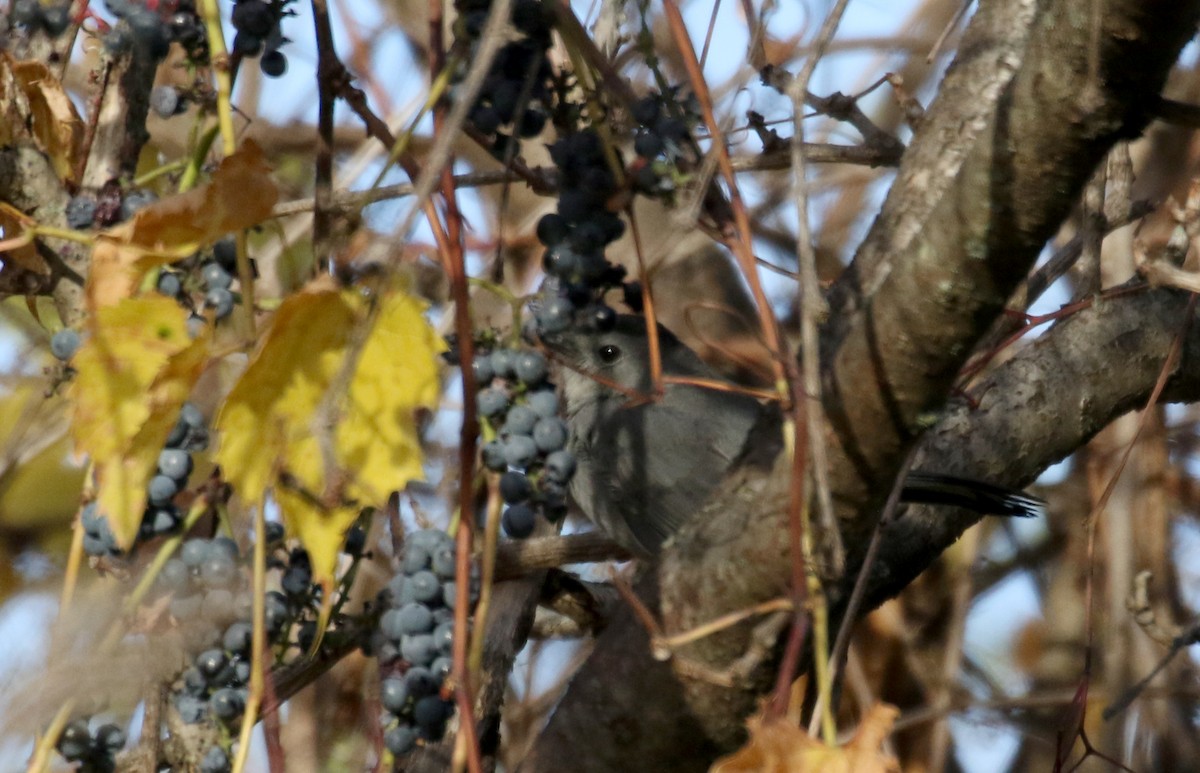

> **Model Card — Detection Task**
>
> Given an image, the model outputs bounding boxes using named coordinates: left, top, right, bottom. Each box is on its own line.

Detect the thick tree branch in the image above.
left=526, top=1, right=1200, bottom=769
left=823, top=0, right=1200, bottom=550
left=859, top=285, right=1200, bottom=609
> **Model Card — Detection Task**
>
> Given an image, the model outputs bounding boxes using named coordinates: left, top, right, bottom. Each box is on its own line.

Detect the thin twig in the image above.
left=780, top=0, right=852, bottom=741
left=311, top=0, right=339, bottom=272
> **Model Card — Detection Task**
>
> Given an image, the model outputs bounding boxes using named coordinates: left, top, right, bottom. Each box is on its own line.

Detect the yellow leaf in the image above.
left=216, top=279, right=442, bottom=584
left=0, top=381, right=79, bottom=532
left=10, top=57, right=84, bottom=184
left=340, top=289, right=444, bottom=504
left=710, top=704, right=900, bottom=773
left=88, top=141, right=279, bottom=307
left=69, top=297, right=210, bottom=547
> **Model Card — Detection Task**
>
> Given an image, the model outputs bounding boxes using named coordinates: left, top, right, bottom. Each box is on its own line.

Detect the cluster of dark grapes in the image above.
left=80, top=402, right=207, bottom=557
left=66, top=184, right=158, bottom=231
left=157, top=526, right=326, bottom=771
left=230, top=0, right=294, bottom=78
left=102, top=0, right=203, bottom=60
left=10, top=0, right=72, bottom=37
left=455, top=0, right=555, bottom=157
left=161, top=536, right=257, bottom=730
left=55, top=718, right=126, bottom=773
left=157, top=236, right=242, bottom=329
left=530, top=128, right=635, bottom=336
left=468, top=347, right=575, bottom=538
left=627, top=90, right=696, bottom=197
left=369, top=529, right=476, bottom=756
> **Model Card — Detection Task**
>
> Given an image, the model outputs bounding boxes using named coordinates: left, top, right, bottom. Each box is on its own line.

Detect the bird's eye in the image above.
left=597, top=344, right=621, bottom=363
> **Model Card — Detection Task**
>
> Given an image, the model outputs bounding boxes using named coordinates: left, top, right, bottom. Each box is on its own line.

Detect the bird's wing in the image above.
left=608, top=396, right=759, bottom=550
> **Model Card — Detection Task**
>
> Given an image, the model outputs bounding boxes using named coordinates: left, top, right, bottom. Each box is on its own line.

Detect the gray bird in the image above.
left=540, top=315, right=1044, bottom=557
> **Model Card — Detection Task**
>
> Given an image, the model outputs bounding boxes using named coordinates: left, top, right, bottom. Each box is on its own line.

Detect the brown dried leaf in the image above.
left=0, top=201, right=47, bottom=274
left=88, top=141, right=279, bottom=307
left=710, top=704, right=900, bottom=773
left=9, top=58, right=84, bottom=184
left=0, top=53, right=30, bottom=148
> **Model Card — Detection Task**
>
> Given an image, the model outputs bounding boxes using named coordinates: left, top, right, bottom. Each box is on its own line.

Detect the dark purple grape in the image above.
left=501, top=404, right=538, bottom=437
left=156, top=270, right=183, bottom=297
left=260, top=49, right=287, bottom=77
left=544, top=450, right=576, bottom=484
left=518, top=108, right=547, bottom=138
left=413, top=695, right=451, bottom=732
left=213, top=237, right=237, bottom=271
left=209, top=687, right=244, bottom=721
left=634, top=132, right=665, bottom=158
left=381, top=678, right=409, bottom=714
left=431, top=655, right=452, bottom=681
left=535, top=296, right=574, bottom=334
left=526, top=389, right=558, bottom=418
left=499, top=471, right=532, bottom=503
left=120, top=188, right=158, bottom=220
left=148, top=474, right=179, bottom=506
left=471, top=355, right=495, bottom=385
left=66, top=195, right=97, bottom=229
left=488, top=348, right=517, bottom=379
left=502, top=503, right=536, bottom=538
left=587, top=303, right=617, bottom=331
left=403, top=543, right=432, bottom=574
left=92, top=723, right=125, bottom=754
left=206, top=287, right=235, bottom=320
left=281, top=562, right=312, bottom=596
left=403, top=666, right=439, bottom=696
left=481, top=440, right=507, bottom=471
left=408, top=570, right=441, bottom=604
left=196, top=649, right=228, bottom=678
left=430, top=546, right=456, bottom=579
left=231, top=0, right=274, bottom=36
left=536, top=214, right=569, bottom=249
left=384, top=723, right=418, bottom=755
left=631, top=95, right=661, bottom=126
left=343, top=524, right=366, bottom=556
left=56, top=719, right=91, bottom=760
left=150, top=85, right=181, bottom=118
left=158, top=448, right=193, bottom=481
left=469, top=103, right=501, bottom=134
left=502, top=434, right=537, bottom=468
left=544, top=245, right=582, bottom=279
left=223, top=621, right=252, bottom=654
left=264, top=590, right=289, bottom=633
left=476, top=387, right=510, bottom=419
left=199, top=745, right=230, bottom=773
left=513, top=351, right=548, bottom=384
left=201, top=261, right=233, bottom=290
left=432, top=622, right=454, bottom=655
left=401, top=633, right=437, bottom=666
left=50, top=329, right=81, bottom=361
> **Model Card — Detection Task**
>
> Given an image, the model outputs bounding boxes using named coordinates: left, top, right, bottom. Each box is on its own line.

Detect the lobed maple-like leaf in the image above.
left=216, top=278, right=443, bottom=586
left=69, top=297, right=210, bottom=548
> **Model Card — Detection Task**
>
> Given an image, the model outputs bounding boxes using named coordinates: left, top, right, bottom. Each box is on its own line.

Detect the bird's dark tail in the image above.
left=901, top=471, right=1045, bottom=518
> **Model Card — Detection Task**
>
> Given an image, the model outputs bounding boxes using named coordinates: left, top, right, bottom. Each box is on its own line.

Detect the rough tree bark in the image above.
left=523, top=1, right=1200, bottom=770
